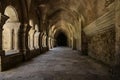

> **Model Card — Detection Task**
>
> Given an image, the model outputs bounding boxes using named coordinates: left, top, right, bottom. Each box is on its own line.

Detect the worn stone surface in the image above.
left=0, top=47, right=112, bottom=80
left=88, top=28, right=115, bottom=65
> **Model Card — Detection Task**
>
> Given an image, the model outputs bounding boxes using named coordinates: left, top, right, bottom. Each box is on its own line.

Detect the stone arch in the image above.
left=3, top=5, right=21, bottom=53
left=55, top=30, right=68, bottom=47
left=4, top=5, right=19, bottom=22
left=53, top=28, right=70, bottom=47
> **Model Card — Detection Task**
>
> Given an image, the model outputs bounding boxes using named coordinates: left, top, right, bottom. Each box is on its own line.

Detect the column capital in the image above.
left=20, top=23, right=31, bottom=33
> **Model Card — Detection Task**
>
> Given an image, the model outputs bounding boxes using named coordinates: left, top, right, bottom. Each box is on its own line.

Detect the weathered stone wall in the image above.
left=115, top=0, right=120, bottom=66
left=84, top=5, right=115, bottom=65
left=112, top=0, right=120, bottom=79
left=88, top=27, right=115, bottom=65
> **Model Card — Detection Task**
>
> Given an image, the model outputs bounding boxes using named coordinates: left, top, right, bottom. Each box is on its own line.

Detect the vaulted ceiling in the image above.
left=27, top=0, right=107, bottom=38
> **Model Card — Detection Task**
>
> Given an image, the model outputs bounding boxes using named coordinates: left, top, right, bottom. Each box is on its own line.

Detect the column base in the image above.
left=73, top=47, right=77, bottom=50
left=0, top=50, right=5, bottom=56
left=0, top=50, right=5, bottom=72
left=20, top=49, right=30, bottom=61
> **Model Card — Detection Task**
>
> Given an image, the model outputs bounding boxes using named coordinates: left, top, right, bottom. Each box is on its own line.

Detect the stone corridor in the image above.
left=0, top=47, right=111, bottom=80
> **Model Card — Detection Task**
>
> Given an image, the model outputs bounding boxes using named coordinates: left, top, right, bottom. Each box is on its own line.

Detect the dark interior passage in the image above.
left=56, top=32, right=68, bottom=46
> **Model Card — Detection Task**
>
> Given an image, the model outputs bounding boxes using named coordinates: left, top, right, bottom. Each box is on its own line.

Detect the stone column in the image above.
left=45, top=32, right=49, bottom=51
left=14, top=22, right=21, bottom=51
left=51, top=38, right=53, bottom=49
left=29, top=28, right=35, bottom=50
left=48, top=37, right=51, bottom=49
left=19, top=24, right=31, bottom=60
left=39, top=32, right=43, bottom=52
left=36, top=32, right=40, bottom=49
left=49, top=37, right=51, bottom=49
left=14, top=31, right=19, bottom=51
left=0, top=14, right=9, bottom=55
left=0, top=14, right=9, bottom=71
left=10, top=30, right=13, bottom=50
left=73, top=37, right=77, bottom=50
left=81, top=31, right=88, bottom=55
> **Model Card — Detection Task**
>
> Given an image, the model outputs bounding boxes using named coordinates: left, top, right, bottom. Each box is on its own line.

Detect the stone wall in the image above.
left=83, top=6, right=115, bottom=66
left=88, top=27, right=115, bottom=65
left=115, top=0, right=120, bottom=66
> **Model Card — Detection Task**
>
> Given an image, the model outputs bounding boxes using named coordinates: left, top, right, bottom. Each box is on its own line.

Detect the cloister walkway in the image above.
left=0, top=47, right=111, bottom=80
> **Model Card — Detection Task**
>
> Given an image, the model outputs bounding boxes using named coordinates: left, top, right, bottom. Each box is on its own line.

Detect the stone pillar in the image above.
left=14, top=31, right=19, bottom=50
left=81, top=31, right=88, bottom=55
left=73, top=37, right=77, bottom=50
left=10, top=30, right=13, bottom=50
left=42, top=34, right=45, bottom=47
left=39, top=33, right=43, bottom=52
left=29, top=28, right=35, bottom=50
left=0, top=14, right=9, bottom=71
left=70, top=37, right=73, bottom=48
left=0, top=14, right=9, bottom=55
left=50, top=38, right=52, bottom=49
left=34, top=31, right=40, bottom=49
left=48, top=37, right=51, bottom=49
left=19, top=24, right=31, bottom=60
left=37, top=32, right=40, bottom=49
left=14, top=23, right=21, bottom=51
left=46, top=34, right=49, bottom=50
left=51, top=38, right=53, bottom=49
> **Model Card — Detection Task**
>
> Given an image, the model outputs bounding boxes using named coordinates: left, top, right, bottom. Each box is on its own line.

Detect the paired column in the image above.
left=0, top=14, right=9, bottom=56
left=14, top=22, right=21, bottom=51
left=34, top=31, right=40, bottom=49
left=73, top=37, right=77, bottom=50
left=0, top=13, right=9, bottom=71
left=29, top=28, right=35, bottom=50
left=19, top=24, right=31, bottom=60
left=3, top=22, right=21, bottom=51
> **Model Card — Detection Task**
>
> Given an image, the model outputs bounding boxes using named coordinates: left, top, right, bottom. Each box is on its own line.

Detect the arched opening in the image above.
left=3, top=5, right=20, bottom=53
left=55, top=32, right=68, bottom=47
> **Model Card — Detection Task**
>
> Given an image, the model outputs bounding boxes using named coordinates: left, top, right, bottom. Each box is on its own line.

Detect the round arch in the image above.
left=4, top=5, right=19, bottom=22
left=3, top=5, right=20, bottom=53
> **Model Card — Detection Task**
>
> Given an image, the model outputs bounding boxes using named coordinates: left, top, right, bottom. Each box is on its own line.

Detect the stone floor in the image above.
left=0, top=47, right=112, bottom=80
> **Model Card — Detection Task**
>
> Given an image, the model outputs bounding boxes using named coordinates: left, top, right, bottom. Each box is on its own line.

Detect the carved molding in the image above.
left=83, top=9, right=115, bottom=36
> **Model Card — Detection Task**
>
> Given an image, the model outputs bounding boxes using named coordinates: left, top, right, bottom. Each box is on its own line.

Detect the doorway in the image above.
left=56, top=32, right=68, bottom=47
